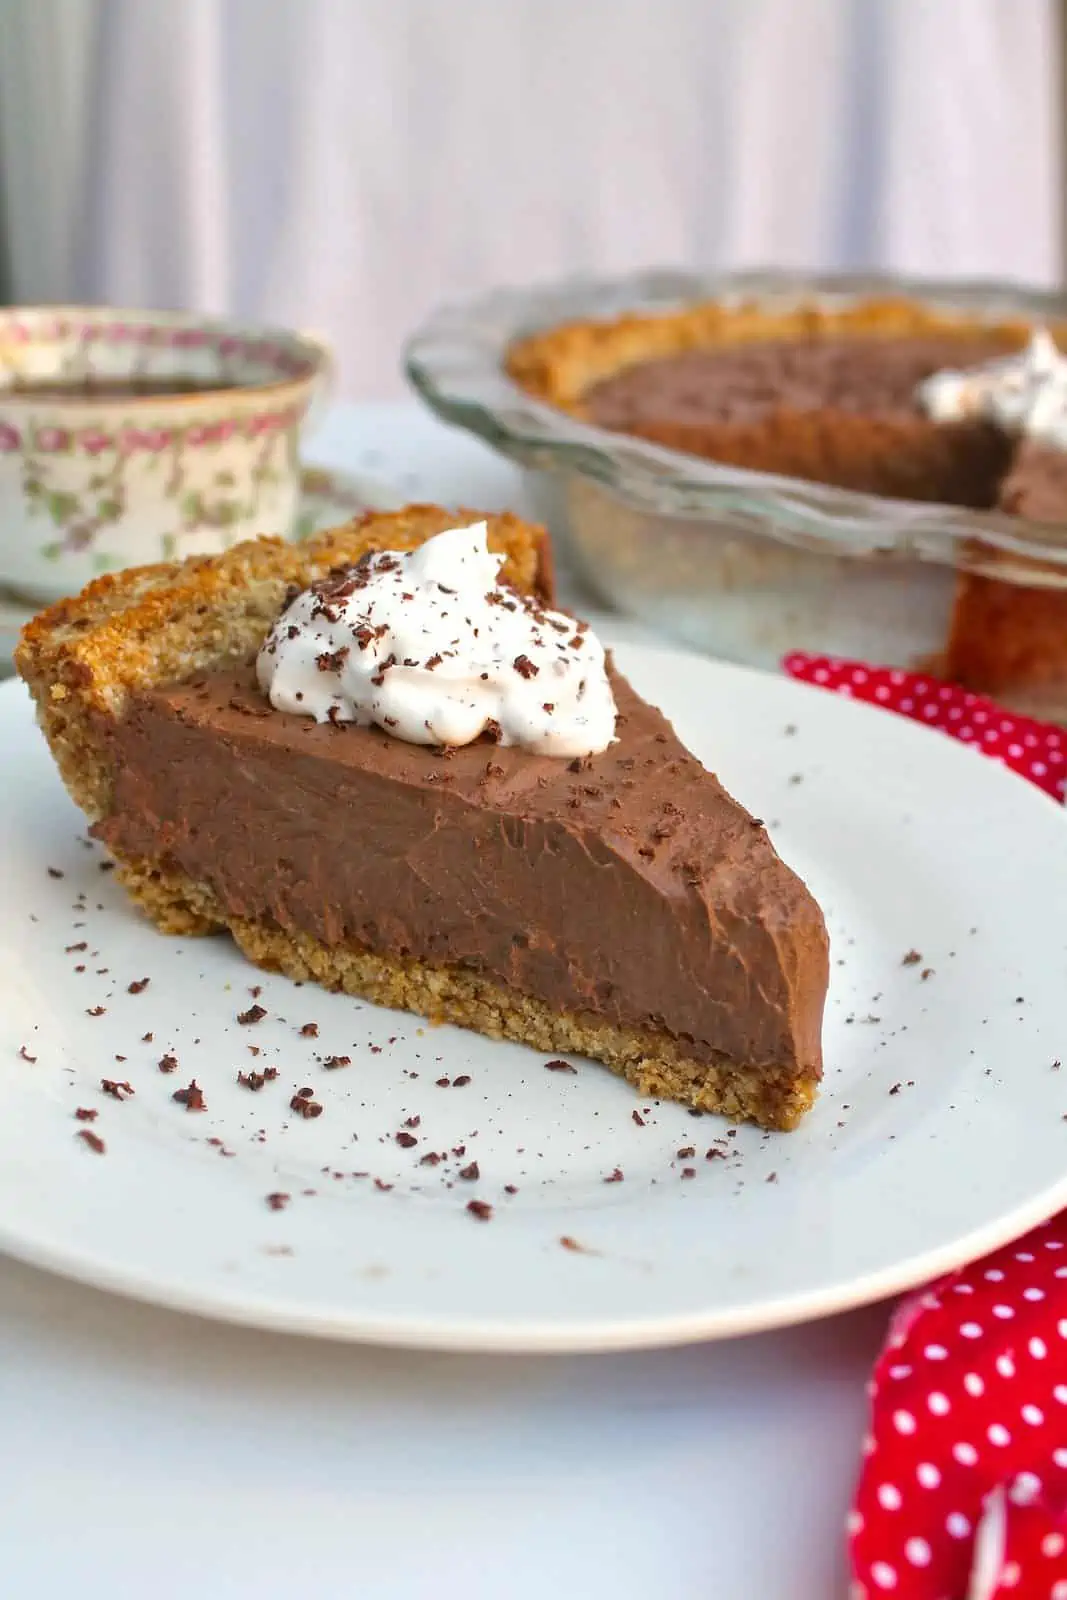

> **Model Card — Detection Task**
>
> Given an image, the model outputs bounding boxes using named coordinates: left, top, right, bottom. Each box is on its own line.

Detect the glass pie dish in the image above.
left=405, top=267, right=1067, bottom=719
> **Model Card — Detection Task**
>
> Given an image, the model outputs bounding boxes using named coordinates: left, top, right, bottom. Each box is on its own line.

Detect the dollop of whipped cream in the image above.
left=916, top=327, right=1067, bottom=447
left=256, top=522, right=617, bottom=756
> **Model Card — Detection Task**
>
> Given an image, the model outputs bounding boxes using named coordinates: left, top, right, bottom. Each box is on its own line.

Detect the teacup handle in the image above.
left=297, top=327, right=337, bottom=436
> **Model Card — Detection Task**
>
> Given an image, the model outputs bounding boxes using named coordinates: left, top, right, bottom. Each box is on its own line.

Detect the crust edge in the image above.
left=15, top=505, right=556, bottom=819
left=505, top=294, right=1058, bottom=413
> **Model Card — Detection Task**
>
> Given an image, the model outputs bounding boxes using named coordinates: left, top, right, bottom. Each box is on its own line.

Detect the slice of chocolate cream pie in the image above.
left=16, top=506, right=828, bottom=1130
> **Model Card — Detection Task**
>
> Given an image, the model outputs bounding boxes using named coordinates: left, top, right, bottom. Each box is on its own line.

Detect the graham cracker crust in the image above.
left=506, top=295, right=1056, bottom=415
left=113, top=851, right=817, bottom=1133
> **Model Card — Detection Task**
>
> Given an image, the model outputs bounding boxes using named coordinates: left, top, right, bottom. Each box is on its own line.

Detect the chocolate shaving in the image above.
left=459, top=1161, right=480, bottom=1180
left=18, top=1045, right=37, bottom=1063
left=75, top=1107, right=98, bottom=1122
left=544, top=1059, right=577, bottom=1074
left=290, top=1092, right=323, bottom=1119
left=173, top=1079, right=206, bottom=1111
left=77, top=1129, right=105, bottom=1153
left=466, top=1199, right=493, bottom=1221
left=266, top=1192, right=290, bottom=1211
left=101, top=1078, right=134, bottom=1101
left=157, top=1053, right=178, bottom=1074
left=127, top=978, right=150, bottom=994
left=237, top=1003, right=267, bottom=1025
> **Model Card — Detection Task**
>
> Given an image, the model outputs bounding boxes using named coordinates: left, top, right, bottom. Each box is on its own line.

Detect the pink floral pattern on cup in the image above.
left=0, top=306, right=329, bottom=602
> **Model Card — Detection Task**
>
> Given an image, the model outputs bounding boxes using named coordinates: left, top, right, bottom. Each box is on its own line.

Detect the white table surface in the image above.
left=0, top=402, right=886, bottom=1600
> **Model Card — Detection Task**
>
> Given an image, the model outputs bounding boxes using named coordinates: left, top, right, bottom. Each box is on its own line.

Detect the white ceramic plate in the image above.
left=0, top=463, right=403, bottom=675
left=1, top=645, right=1065, bottom=1351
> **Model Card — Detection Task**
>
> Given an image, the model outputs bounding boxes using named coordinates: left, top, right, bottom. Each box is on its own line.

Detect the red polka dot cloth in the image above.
left=781, top=654, right=1066, bottom=803
left=782, top=654, right=1067, bottom=1598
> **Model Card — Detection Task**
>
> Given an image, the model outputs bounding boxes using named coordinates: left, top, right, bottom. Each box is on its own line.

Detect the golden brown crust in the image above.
left=112, top=849, right=815, bottom=1133
left=15, top=505, right=555, bottom=819
left=506, top=295, right=1059, bottom=415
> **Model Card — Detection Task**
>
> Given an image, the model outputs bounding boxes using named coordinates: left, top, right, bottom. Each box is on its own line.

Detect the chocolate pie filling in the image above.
left=94, top=663, right=828, bottom=1077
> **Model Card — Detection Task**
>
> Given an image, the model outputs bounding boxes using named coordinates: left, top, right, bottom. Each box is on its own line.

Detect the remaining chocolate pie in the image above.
left=16, top=506, right=829, bottom=1131
left=507, top=298, right=1067, bottom=701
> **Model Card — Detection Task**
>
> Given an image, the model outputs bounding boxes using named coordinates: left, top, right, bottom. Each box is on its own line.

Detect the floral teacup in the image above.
left=0, top=307, right=332, bottom=603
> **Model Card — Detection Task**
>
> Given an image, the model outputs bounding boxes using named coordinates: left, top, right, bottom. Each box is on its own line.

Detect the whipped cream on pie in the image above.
left=917, top=328, right=1067, bottom=448
left=257, top=522, right=618, bottom=756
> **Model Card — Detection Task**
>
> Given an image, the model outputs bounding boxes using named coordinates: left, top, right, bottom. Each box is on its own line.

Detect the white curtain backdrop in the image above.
left=1, top=0, right=1061, bottom=398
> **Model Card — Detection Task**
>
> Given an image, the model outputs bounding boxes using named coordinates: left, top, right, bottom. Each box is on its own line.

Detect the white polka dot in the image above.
left=917, top=1462, right=941, bottom=1489
left=960, top=1320, right=983, bottom=1338
left=953, top=1282, right=975, bottom=1295
left=893, top=1409, right=917, bottom=1436
left=1008, top=743, right=1023, bottom=758
left=947, top=705, right=962, bottom=719
left=813, top=668, right=829, bottom=683
left=878, top=1483, right=903, bottom=1511
left=904, top=1537, right=932, bottom=1568
left=1055, top=1447, right=1067, bottom=1468
left=1011, top=1472, right=1043, bottom=1505
left=993, top=1303, right=1015, bottom=1319
left=1054, top=1385, right=1067, bottom=1404
left=963, top=1372, right=984, bottom=1397
left=1000, top=1561, right=1021, bottom=1589
left=1022, top=1403, right=1045, bottom=1426
left=1047, top=1236, right=1066, bottom=1249
left=870, top=1560, right=898, bottom=1590
left=1016, top=1250, right=1035, bottom=1263
left=851, top=668, right=868, bottom=684
left=1023, top=1286, right=1045, bottom=1301
left=887, top=1364, right=912, bottom=1380
left=899, top=697, right=914, bottom=712
left=1029, top=1336, right=1047, bottom=1359
left=1058, top=1316, right=1067, bottom=1334
left=862, top=1431, right=877, bottom=1455
left=953, top=1441, right=979, bottom=1466
left=846, top=1509, right=864, bottom=1535
left=922, top=703, right=937, bottom=718
left=924, top=1343, right=949, bottom=1361
left=1053, top=1582, right=1067, bottom=1600
left=1042, top=1532, right=1065, bottom=1558
left=928, top=1391, right=950, bottom=1416
left=996, top=1353, right=1016, bottom=1378
left=988, top=1422, right=1012, bottom=1446
left=889, top=670, right=905, bottom=686
left=985, top=1268, right=1005, bottom=1282
left=974, top=710, right=988, bottom=723
left=947, top=1512, right=972, bottom=1538
left=1001, top=719, right=1017, bottom=733
left=1032, top=761, right=1048, bottom=777
left=874, top=685, right=890, bottom=702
